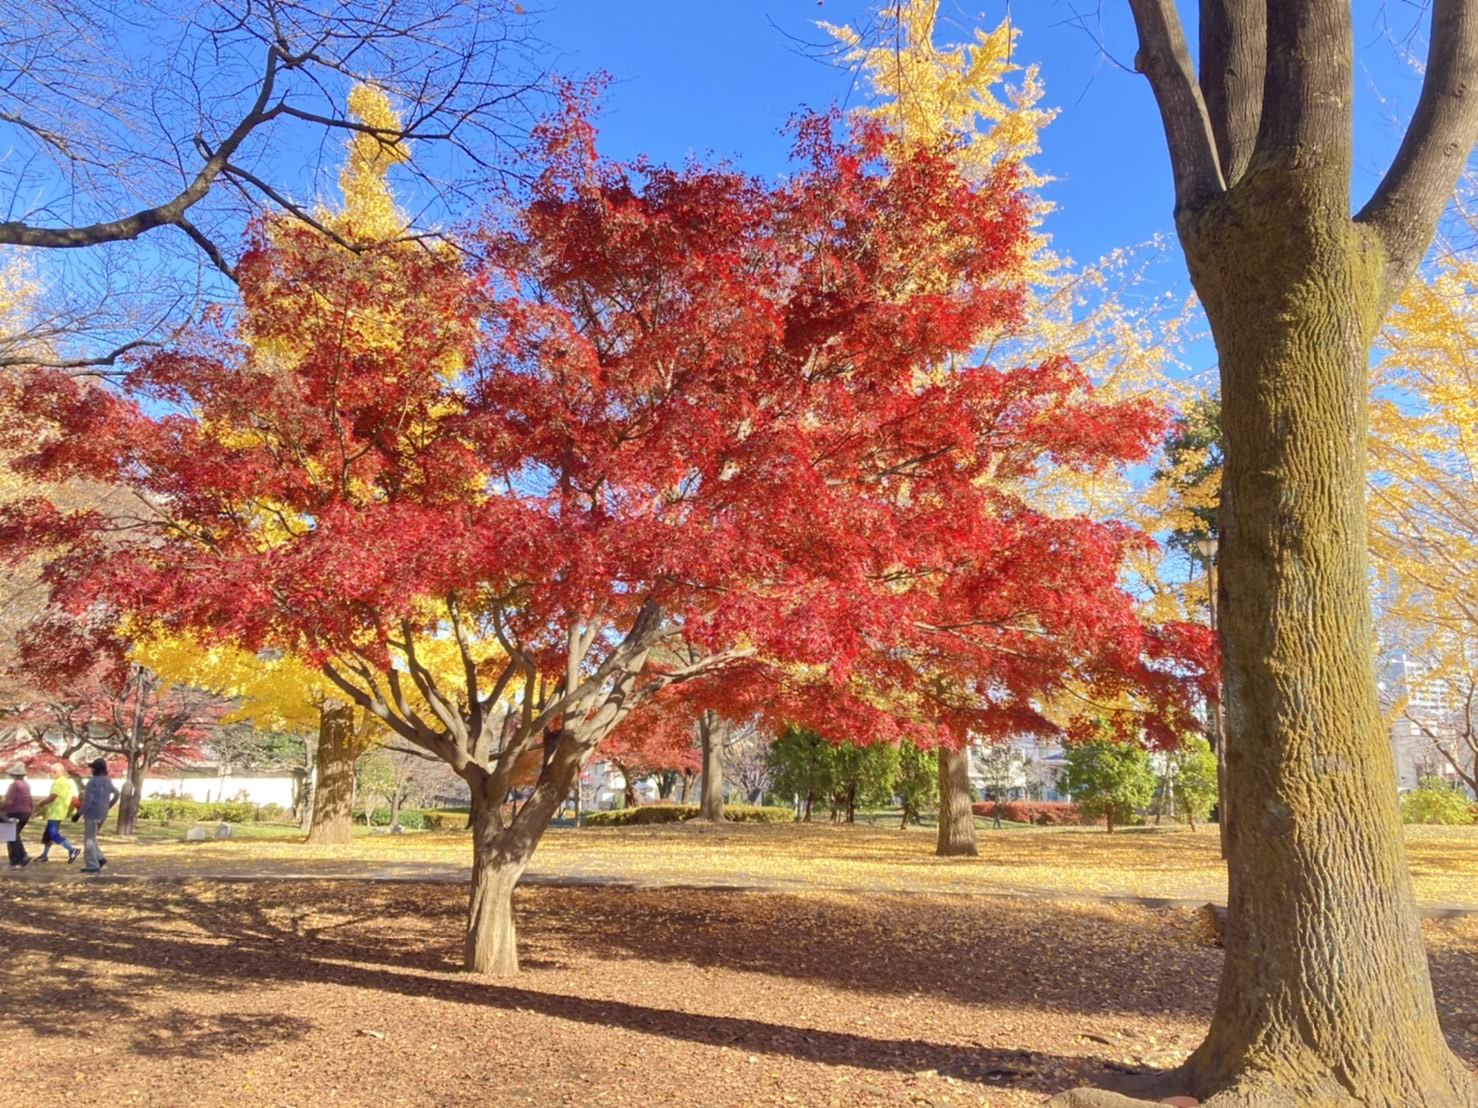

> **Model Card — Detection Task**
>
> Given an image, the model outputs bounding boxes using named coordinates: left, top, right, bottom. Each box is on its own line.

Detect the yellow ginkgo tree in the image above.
left=1369, top=254, right=1478, bottom=793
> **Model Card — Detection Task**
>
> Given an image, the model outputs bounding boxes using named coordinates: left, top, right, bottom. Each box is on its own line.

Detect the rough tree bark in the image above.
left=698, top=711, right=727, bottom=822
left=1050, top=2, right=1478, bottom=1104
left=305, top=701, right=358, bottom=845
left=464, top=737, right=587, bottom=976
left=935, top=745, right=977, bottom=857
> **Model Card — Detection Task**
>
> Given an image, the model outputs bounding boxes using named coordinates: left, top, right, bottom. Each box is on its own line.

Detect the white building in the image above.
left=968, top=737, right=1069, bottom=801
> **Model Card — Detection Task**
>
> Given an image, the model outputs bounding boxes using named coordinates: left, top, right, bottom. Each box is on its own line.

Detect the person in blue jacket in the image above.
left=79, top=758, right=120, bottom=874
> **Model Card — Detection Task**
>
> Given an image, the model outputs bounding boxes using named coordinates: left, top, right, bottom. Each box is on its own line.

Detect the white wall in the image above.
left=143, top=775, right=298, bottom=808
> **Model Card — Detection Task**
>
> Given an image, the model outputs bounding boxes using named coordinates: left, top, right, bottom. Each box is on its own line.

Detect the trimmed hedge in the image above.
left=356, top=807, right=428, bottom=829
left=138, top=797, right=256, bottom=823
left=422, top=810, right=468, bottom=830
left=584, top=803, right=793, bottom=827
left=971, top=800, right=1093, bottom=826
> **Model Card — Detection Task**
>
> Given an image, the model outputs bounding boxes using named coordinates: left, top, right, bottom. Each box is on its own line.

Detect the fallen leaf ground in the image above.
left=1, top=824, right=1476, bottom=1107
left=101, top=820, right=1478, bottom=908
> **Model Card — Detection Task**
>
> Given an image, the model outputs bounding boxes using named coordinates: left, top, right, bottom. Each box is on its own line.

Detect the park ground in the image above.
left=1, top=823, right=1476, bottom=1106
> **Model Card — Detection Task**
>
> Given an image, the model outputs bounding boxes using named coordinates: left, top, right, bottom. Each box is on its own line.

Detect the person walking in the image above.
left=79, top=758, right=119, bottom=874
left=33, top=764, right=80, bottom=864
left=4, top=763, right=33, bottom=869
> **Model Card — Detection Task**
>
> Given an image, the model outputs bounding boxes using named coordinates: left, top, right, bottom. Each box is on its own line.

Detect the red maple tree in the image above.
left=2, top=621, right=225, bottom=832
left=0, top=103, right=1199, bottom=974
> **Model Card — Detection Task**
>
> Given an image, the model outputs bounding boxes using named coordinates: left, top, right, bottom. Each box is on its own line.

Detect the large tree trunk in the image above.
left=306, top=701, right=356, bottom=845
left=935, top=745, right=977, bottom=857
left=1175, top=175, right=1475, bottom=1104
left=463, top=740, right=586, bottom=976
left=698, top=713, right=726, bottom=822
left=465, top=783, right=526, bottom=977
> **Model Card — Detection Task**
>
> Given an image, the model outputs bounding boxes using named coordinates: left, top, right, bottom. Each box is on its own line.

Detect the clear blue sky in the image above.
left=527, top=0, right=1435, bottom=377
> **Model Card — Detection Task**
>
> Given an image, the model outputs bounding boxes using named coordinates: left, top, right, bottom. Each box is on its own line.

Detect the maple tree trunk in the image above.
left=1174, top=174, right=1477, bottom=1105
left=465, top=786, right=525, bottom=976
left=616, top=760, right=638, bottom=809
left=935, top=745, right=977, bottom=857
left=306, top=702, right=356, bottom=845
left=463, top=742, right=585, bottom=976
left=698, top=714, right=725, bottom=822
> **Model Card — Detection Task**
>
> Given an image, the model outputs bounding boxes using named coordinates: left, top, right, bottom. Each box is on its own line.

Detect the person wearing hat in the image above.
left=32, top=763, right=81, bottom=864
left=79, top=757, right=120, bottom=873
left=4, top=762, right=33, bottom=869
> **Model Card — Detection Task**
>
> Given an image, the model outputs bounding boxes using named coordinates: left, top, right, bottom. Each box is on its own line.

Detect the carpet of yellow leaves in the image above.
left=111, top=821, right=1478, bottom=908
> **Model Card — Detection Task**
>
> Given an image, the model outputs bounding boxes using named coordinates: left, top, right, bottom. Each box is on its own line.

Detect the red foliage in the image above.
left=971, top=800, right=1097, bottom=826
left=0, top=102, right=1209, bottom=832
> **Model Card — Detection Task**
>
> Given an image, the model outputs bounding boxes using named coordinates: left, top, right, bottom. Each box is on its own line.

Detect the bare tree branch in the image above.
left=0, top=0, right=545, bottom=361
left=1358, top=0, right=1478, bottom=302
left=1125, top=0, right=1226, bottom=212
left=0, top=41, right=282, bottom=253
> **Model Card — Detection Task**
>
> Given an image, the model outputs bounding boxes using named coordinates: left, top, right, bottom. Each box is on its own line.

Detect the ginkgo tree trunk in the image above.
left=305, top=699, right=374, bottom=846
left=1061, top=1, right=1478, bottom=1104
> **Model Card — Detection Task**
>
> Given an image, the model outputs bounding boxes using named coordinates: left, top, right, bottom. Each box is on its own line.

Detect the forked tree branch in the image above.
left=1358, top=0, right=1478, bottom=302
left=1126, top=0, right=1226, bottom=213
left=1198, top=0, right=1264, bottom=185
left=0, top=46, right=282, bottom=270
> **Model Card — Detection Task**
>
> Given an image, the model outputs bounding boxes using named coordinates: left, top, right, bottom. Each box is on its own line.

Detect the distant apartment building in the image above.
left=1379, top=652, right=1473, bottom=794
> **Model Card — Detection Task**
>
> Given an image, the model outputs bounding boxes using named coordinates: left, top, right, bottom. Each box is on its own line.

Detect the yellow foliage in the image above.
left=335, top=85, right=412, bottom=244
left=1369, top=256, right=1478, bottom=721
left=823, top=2, right=1052, bottom=188
left=131, top=631, right=331, bottom=732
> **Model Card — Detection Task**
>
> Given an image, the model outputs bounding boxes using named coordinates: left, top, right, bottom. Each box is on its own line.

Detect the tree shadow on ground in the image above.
left=1, top=879, right=1222, bottom=1014
left=517, top=885, right=1225, bottom=1016
left=3, top=879, right=1474, bottom=1081
left=0, top=884, right=1122, bottom=1090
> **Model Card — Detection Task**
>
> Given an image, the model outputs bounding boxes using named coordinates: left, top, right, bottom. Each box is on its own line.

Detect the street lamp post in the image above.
left=1196, top=536, right=1228, bottom=858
